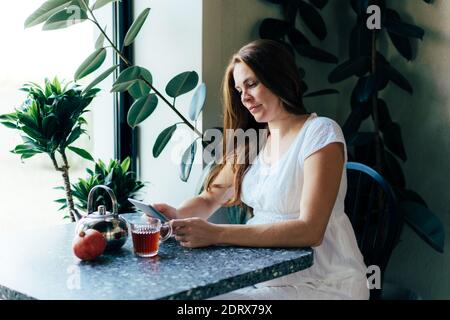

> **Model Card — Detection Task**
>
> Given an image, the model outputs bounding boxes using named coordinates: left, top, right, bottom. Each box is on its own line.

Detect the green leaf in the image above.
left=165, top=71, right=199, bottom=99
left=297, top=0, right=327, bottom=40
left=123, top=8, right=150, bottom=47
left=83, top=64, right=119, bottom=93
left=25, top=0, right=72, bottom=28
left=1, top=122, right=18, bottom=129
left=120, top=157, right=131, bottom=173
left=95, top=28, right=106, bottom=49
left=127, top=94, right=158, bottom=128
left=303, top=89, right=339, bottom=98
left=180, top=140, right=198, bottom=182
left=382, top=122, right=407, bottom=162
left=401, top=201, right=445, bottom=253
left=65, top=126, right=83, bottom=147
left=75, top=48, right=107, bottom=81
left=42, top=5, right=88, bottom=30
left=152, top=124, right=178, bottom=158
left=259, top=18, right=290, bottom=41
left=92, top=0, right=120, bottom=10
left=68, top=146, right=94, bottom=161
left=188, top=83, right=206, bottom=121
left=328, top=56, right=370, bottom=83
left=111, top=79, right=140, bottom=92
left=114, top=66, right=153, bottom=99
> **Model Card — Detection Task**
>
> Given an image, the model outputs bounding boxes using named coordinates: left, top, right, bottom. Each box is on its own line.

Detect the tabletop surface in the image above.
left=0, top=214, right=313, bottom=300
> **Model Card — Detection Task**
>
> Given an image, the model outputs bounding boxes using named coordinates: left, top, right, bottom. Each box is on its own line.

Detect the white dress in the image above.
left=211, top=113, right=369, bottom=300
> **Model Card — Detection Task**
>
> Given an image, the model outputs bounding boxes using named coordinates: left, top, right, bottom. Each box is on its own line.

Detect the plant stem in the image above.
left=85, top=2, right=202, bottom=138
left=371, top=30, right=382, bottom=172
left=51, top=151, right=76, bottom=222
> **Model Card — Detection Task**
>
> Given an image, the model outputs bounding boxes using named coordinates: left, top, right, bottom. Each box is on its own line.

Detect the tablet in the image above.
left=128, top=198, right=169, bottom=222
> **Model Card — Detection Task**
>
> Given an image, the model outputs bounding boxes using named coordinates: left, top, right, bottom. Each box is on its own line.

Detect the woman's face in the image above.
left=233, top=62, right=285, bottom=123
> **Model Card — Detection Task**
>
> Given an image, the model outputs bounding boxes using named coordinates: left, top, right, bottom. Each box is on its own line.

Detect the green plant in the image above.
left=56, top=157, right=145, bottom=215
left=258, top=0, right=339, bottom=99
left=0, top=78, right=98, bottom=222
left=25, top=0, right=206, bottom=182
left=327, top=0, right=444, bottom=254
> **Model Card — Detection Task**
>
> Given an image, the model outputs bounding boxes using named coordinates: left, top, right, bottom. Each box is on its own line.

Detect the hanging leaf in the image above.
left=83, top=65, right=119, bottom=94
left=259, top=18, right=290, bottom=40
left=282, top=0, right=298, bottom=25
left=354, top=75, right=377, bottom=103
left=127, top=94, right=158, bottom=128
left=68, top=146, right=94, bottom=161
left=180, top=140, right=198, bottom=182
left=92, top=0, right=121, bottom=10
left=166, top=71, right=199, bottom=99
left=287, top=28, right=311, bottom=46
left=342, top=105, right=369, bottom=138
left=328, top=56, right=370, bottom=83
left=152, top=124, right=178, bottom=158
left=397, top=189, right=428, bottom=208
left=114, top=66, right=153, bottom=99
left=75, top=48, right=107, bottom=81
left=382, top=122, right=407, bottom=162
left=120, top=156, right=131, bottom=173
left=188, top=83, right=207, bottom=121
left=382, top=149, right=406, bottom=189
left=123, top=8, right=151, bottom=47
left=297, top=0, right=327, bottom=40
left=384, top=15, right=425, bottom=40
left=385, top=10, right=413, bottom=61
left=25, top=0, right=72, bottom=28
left=308, top=0, right=328, bottom=10
left=43, top=5, right=88, bottom=30
left=401, top=201, right=445, bottom=253
left=303, top=89, right=339, bottom=98
left=95, top=28, right=106, bottom=49
left=349, top=22, right=372, bottom=59
left=381, top=63, right=413, bottom=94
left=376, top=99, right=392, bottom=131
left=293, top=44, right=338, bottom=64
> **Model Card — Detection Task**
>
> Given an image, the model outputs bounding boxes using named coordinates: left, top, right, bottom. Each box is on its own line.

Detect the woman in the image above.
left=153, top=39, right=369, bottom=300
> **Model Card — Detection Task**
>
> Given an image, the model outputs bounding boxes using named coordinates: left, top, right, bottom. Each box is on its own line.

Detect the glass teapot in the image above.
left=75, top=185, right=128, bottom=251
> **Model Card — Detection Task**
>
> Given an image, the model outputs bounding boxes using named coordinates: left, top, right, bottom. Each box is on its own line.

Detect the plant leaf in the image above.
left=68, top=146, right=94, bottom=161
left=95, top=28, right=106, bottom=49
left=259, top=18, right=290, bottom=40
left=127, top=94, right=158, bottom=128
left=401, top=201, right=445, bottom=253
left=43, top=5, right=88, bottom=30
left=293, top=44, right=338, bottom=64
left=165, top=71, right=199, bottom=99
left=180, top=140, right=198, bottom=182
left=25, top=0, right=72, bottom=28
left=123, top=8, right=150, bottom=47
left=297, top=0, right=327, bottom=40
left=152, top=124, right=177, bottom=158
left=83, top=64, right=119, bottom=93
left=328, top=56, right=370, bottom=83
left=303, top=89, right=339, bottom=98
left=114, top=66, right=153, bottom=99
left=120, top=157, right=131, bottom=173
left=188, top=83, right=207, bottom=121
left=75, top=48, right=107, bottom=81
left=92, top=0, right=121, bottom=10
left=382, top=122, right=407, bottom=162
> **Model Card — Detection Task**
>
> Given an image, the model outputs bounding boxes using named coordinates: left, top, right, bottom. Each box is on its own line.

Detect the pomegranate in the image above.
left=72, top=229, right=107, bottom=261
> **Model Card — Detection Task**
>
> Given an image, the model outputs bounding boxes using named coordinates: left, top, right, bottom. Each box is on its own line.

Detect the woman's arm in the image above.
left=153, top=162, right=235, bottom=220
left=172, top=142, right=345, bottom=248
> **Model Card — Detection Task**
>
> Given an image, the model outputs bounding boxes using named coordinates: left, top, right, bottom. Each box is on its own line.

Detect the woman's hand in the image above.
left=171, top=218, right=223, bottom=248
left=152, top=203, right=178, bottom=220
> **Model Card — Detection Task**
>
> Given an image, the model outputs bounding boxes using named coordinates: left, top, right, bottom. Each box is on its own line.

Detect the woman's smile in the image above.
left=249, top=104, right=262, bottom=113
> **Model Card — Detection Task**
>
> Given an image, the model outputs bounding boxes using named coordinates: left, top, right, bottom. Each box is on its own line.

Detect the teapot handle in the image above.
left=87, top=185, right=119, bottom=216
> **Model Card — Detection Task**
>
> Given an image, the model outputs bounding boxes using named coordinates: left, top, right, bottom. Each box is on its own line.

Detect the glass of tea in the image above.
left=129, top=217, right=172, bottom=257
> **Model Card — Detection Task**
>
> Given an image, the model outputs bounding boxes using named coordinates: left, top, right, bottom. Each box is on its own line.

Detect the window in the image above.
left=0, top=2, right=113, bottom=232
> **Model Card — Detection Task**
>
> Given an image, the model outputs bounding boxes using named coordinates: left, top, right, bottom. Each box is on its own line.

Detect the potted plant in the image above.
left=0, top=78, right=98, bottom=222
left=24, top=0, right=207, bottom=182
left=56, top=157, right=145, bottom=215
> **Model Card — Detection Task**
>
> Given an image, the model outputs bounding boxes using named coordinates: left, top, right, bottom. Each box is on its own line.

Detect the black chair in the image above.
left=345, top=162, right=404, bottom=300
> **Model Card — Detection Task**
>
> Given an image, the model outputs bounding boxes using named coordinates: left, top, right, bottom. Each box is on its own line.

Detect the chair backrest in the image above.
left=345, top=162, right=403, bottom=297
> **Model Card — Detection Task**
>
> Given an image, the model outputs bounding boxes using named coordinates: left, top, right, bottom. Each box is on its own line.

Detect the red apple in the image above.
left=72, top=229, right=106, bottom=261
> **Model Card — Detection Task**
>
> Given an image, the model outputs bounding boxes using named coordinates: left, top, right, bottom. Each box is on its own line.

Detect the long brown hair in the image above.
left=204, top=39, right=308, bottom=206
